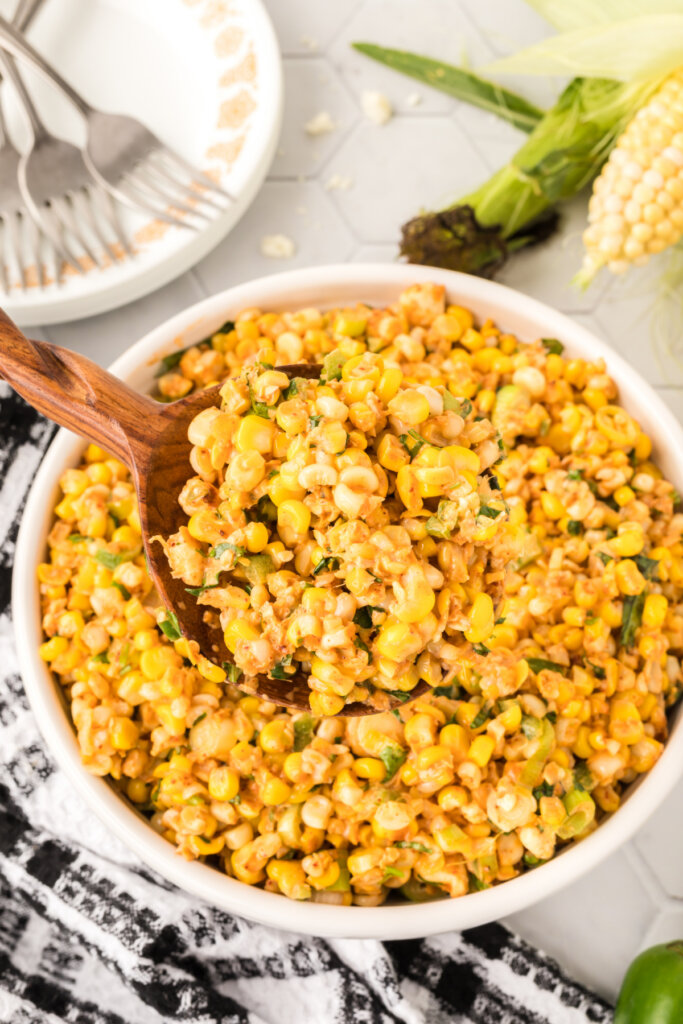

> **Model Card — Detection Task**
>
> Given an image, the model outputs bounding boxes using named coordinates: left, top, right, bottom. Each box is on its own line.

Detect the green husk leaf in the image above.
left=527, top=0, right=682, bottom=33
left=487, top=15, right=683, bottom=81
left=353, top=43, right=544, bottom=132
left=401, top=76, right=656, bottom=276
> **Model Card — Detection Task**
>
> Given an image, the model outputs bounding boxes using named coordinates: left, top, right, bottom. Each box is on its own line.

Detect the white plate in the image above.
left=0, top=0, right=282, bottom=326
left=13, top=264, right=683, bottom=938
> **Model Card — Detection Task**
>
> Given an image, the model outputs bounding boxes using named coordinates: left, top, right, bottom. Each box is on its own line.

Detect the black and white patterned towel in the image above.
left=0, top=384, right=613, bottom=1024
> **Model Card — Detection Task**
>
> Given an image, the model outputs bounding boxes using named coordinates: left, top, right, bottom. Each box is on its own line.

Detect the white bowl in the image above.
left=14, top=264, right=683, bottom=939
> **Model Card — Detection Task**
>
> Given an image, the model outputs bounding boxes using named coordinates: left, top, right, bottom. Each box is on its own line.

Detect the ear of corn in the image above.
left=579, top=69, right=683, bottom=282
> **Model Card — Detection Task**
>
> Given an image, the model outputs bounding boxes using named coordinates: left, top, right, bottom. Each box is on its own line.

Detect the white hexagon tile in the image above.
left=31, top=0, right=683, bottom=1000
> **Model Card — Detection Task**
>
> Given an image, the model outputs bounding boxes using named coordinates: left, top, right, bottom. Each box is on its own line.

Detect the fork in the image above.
left=0, top=12, right=233, bottom=229
left=0, top=50, right=131, bottom=279
left=0, top=86, right=41, bottom=290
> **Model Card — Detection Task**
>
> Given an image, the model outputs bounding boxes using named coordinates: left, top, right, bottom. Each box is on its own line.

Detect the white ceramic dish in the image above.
left=13, top=264, right=683, bottom=939
left=0, top=0, right=282, bottom=326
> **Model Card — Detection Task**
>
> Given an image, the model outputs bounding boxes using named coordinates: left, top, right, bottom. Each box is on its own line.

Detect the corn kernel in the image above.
left=388, top=390, right=431, bottom=425
left=641, top=592, right=667, bottom=629
left=224, top=619, right=260, bottom=653
left=109, top=717, right=140, bottom=750
left=468, top=734, right=495, bottom=767
left=465, top=593, right=494, bottom=644
left=353, top=757, right=386, bottom=781
left=612, top=528, right=645, bottom=557
left=39, top=636, right=69, bottom=661
left=208, top=766, right=240, bottom=802
left=261, top=776, right=292, bottom=806
left=540, top=491, right=565, bottom=520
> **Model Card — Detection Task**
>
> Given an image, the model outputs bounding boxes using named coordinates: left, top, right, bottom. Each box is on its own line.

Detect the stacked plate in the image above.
left=0, top=0, right=282, bottom=325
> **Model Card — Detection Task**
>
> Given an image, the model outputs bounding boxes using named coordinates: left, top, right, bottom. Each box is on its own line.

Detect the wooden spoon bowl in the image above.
left=0, top=311, right=428, bottom=715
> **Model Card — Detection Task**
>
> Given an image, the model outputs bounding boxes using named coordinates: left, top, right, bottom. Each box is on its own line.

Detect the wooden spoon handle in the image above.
left=0, top=309, right=162, bottom=468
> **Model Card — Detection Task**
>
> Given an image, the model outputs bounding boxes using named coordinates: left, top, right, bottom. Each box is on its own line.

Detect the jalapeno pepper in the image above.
left=615, top=941, right=683, bottom=1024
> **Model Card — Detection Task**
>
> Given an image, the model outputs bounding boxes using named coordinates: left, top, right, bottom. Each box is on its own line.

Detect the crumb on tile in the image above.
left=325, top=174, right=353, bottom=192
left=260, top=234, right=296, bottom=259
left=361, top=90, right=393, bottom=125
left=406, top=92, right=422, bottom=108
left=305, top=111, right=336, bottom=136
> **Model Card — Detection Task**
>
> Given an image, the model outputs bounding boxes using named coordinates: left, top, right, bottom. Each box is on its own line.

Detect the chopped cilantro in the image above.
left=567, top=520, right=582, bottom=535
left=247, top=495, right=278, bottom=525
left=192, top=712, right=207, bottom=727
left=209, top=541, right=246, bottom=559
left=467, top=872, right=490, bottom=892
left=353, top=605, right=383, bottom=630
left=541, top=338, right=564, bottom=355
left=586, top=660, right=606, bottom=680
left=385, top=689, right=412, bottom=703
left=186, top=794, right=206, bottom=806
left=621, top=592, right=645, bottom=649
left=432, top=684, right=459, bottom=699
left=313, top=556, right=339, bottom=575
left=294, top=714, right=314, bottom=752
left=270, top=655, right=294, bottom=680
left=425, top=516, right=451, bottom=540
left=533, top=781, right=554, bottom=802
left=383, top=866, right=405, bottom=882
left=567, top=469, right=583, bottom=481
left=472, top=643, right=490, bottom=656
left=355, top=636, right=371, bottom=657
left=91, top=652, right=109, bottom=665
left=573, top=764, right=595, bottom=791
left=248, top=380, right=271, bottom=419
left=478, top=505, right=502, bottom=519
left=68, top=534, right=88, bottom=544
left=321, top=350, right=348, bottom=382
left=633, top=554, right=660, bottom=580
left=224, top=663, right=243, bottom=684
left=112, top=581, right=131, bottom=600
left=159, top=612, right=181, bottom=641
left=185, top=579, right=222, bottom=596
left=470, top=702, right=491, bottom=729
left=379, top=744, right=407, bottom=780
left=156, top=342, right=197, bottom=376
left=95, top=548, right=138, bottom=570
left=597, top=551, right=613, bottom=565
left=526, top=657, right=568, bottom=675
left=442, top=392, right=472, bottom=417
left=309, top=414, right=323, bottom=428
left=399, top=429, right=428, bottom=458
left=395, top=840, right=431, bottom=853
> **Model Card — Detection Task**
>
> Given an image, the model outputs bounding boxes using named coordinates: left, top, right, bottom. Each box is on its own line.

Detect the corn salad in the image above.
left=39, top=283, right=683, bottom=905
left=163, top=330, right=514, bottom=714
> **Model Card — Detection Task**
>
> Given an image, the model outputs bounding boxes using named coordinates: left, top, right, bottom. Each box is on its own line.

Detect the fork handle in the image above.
left=0, top=13, right=92, bottom=116
left=14, top=0, right=46, bottom=33
left=0, top=309, right=167, bottom=469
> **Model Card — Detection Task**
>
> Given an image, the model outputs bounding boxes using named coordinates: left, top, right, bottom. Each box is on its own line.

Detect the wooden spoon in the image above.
left=0, top=312, right=429, bottom=715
